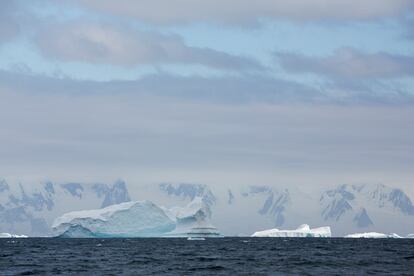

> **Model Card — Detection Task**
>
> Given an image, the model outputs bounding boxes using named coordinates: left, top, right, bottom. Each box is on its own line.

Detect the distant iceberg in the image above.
left=251, top=224, right=331, bottom=238
left=52, top=197, right=222, bottom=238
left=406, top=234, right=414, bottom=239
left=344, top=232, right=403, bottom=238
left=0, top=233, right=28, bottom=238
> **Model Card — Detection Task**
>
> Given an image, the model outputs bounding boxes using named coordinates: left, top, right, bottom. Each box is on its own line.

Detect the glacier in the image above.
left=251, top=224, right=331, bottom=238
left=52, top=197, right=222, bottom=238
left=344, top=232, right=403, bottom=238
left=0, top=233, right=28, bottom=238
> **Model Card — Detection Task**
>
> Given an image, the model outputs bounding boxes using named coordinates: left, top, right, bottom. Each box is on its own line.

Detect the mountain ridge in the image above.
left=0, top=179, right=413, bottom=236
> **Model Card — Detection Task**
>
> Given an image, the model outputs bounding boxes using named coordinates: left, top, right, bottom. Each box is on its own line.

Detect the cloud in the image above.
left=1, top=71, right=414, bottom=184
left=33, top=21, right=263, bottom=71
left=0, top=1, right=20, bottom=44
left=277, top=47, right=414, bottom=79
left=76, top=0, right=414, bottom=24
left=402, top=18, right=414, bottom=40
left=0, top=69, right=322, bottom=103
left=1, top=67, right=413, bottom=111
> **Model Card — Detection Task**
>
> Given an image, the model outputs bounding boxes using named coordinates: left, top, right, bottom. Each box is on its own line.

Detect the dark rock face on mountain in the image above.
left=320, top=185, right=354, bottom=221
left=353, top=208, right=373, bottom=228
left=159, top=183, right=216, bottom=206
left=93, top=180, right=131, bottom=208
left=241, top=186, right=290, bottom=227
left=320, top=184, right=414, bottom=229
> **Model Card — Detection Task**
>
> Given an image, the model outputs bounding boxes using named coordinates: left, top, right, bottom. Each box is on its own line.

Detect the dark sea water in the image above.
left=1, top=238, right=414, bottom=275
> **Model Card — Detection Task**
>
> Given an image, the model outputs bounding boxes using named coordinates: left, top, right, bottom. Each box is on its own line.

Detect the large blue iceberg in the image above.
left=52, top=197, right=221, bottom=238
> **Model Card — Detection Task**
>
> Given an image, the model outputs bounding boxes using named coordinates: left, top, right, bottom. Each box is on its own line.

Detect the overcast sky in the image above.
left=0, top=0, right=413, bottom=194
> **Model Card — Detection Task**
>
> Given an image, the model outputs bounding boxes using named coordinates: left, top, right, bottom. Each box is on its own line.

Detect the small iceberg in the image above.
left=344, top=232, right=403, bottom=238
left=187, top=237, right=205, bottom=241
left=251, top=224, right=331, bottom=238
left=0, top=233, right=28, bottom=238
left=406, top=234, right=414, bottom=239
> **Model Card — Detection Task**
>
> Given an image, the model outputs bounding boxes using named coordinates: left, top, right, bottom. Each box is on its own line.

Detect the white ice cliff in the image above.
left=0, top=233, right=28, bottom=238
left=52, top=197, right=222, bottom=238
left=251, top=224, right=331, bottom=238
left=52, top=201, right=176, bottom=237
left=344, top=232, right=403, bottom=238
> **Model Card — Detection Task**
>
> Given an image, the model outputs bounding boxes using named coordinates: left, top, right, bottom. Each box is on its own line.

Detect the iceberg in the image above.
left=52, top=197, right=222, bottom=238
left=0, top=233, right=28, bottom=238
left=344, top=232, right=403, bottom=238
left=406, top=234, right=414, bottom=239
left=52, top=201, right=176, bottom=237
left=251, top=224, right=331, bottom=238
left=163, top=197, right=222, bottom=238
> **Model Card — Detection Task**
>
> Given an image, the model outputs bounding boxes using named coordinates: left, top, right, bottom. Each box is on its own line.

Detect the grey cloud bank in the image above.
left=34, top=22, right=263, bottom=71
left=77, top=0, right=414, bottom=24
left=0, top=1, right=20, bottom=43
left=0, top=0, right=413, bottom=200
left=277, top=48, right=414, bottom=79
left=1, top=71, right=414, bottom=193
left=1, top=70, right=413, bottom=105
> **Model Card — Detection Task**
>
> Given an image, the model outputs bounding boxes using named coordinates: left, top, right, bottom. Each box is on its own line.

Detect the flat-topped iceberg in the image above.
left=52, top=197, right=222, bottom=238
left=344, top=232, right=402, bottom=238
left=52, top=201, right=176, bottom=237
left=0, top=233, right=28, bottom=238
left=251, top=224, right=331, bottom=238
left=406, top=234, right=414, bottom=239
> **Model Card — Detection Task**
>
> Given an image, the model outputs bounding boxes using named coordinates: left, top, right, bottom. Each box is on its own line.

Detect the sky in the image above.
left=0, top=0, right=413, bottom=195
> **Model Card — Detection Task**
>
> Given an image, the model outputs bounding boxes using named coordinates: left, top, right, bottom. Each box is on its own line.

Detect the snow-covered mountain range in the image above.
left=0, top=178, right=413, bottom=236
left=0, top=179, right=130, bottom=236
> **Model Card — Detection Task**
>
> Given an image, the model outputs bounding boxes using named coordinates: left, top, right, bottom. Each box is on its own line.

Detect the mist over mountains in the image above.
left=1, top=178, right=413, bottom=237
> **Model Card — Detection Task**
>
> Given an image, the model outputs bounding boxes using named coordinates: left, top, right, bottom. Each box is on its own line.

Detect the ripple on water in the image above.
left=0, top=238, right=414, bottom=275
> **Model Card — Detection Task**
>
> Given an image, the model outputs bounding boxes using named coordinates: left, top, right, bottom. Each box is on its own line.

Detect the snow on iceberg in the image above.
left=0, top=233, right=28, bottom=238
left=251, top=224, right=331, bottom=238
left=344, top=232, right=403, bottom=238
left=52, top=197, right=222, bottom=238
left=52, top=200, right=176, bottom=237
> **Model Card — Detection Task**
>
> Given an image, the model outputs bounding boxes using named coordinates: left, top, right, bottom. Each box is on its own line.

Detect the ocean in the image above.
left=1, top=238, right=413, bottom=275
